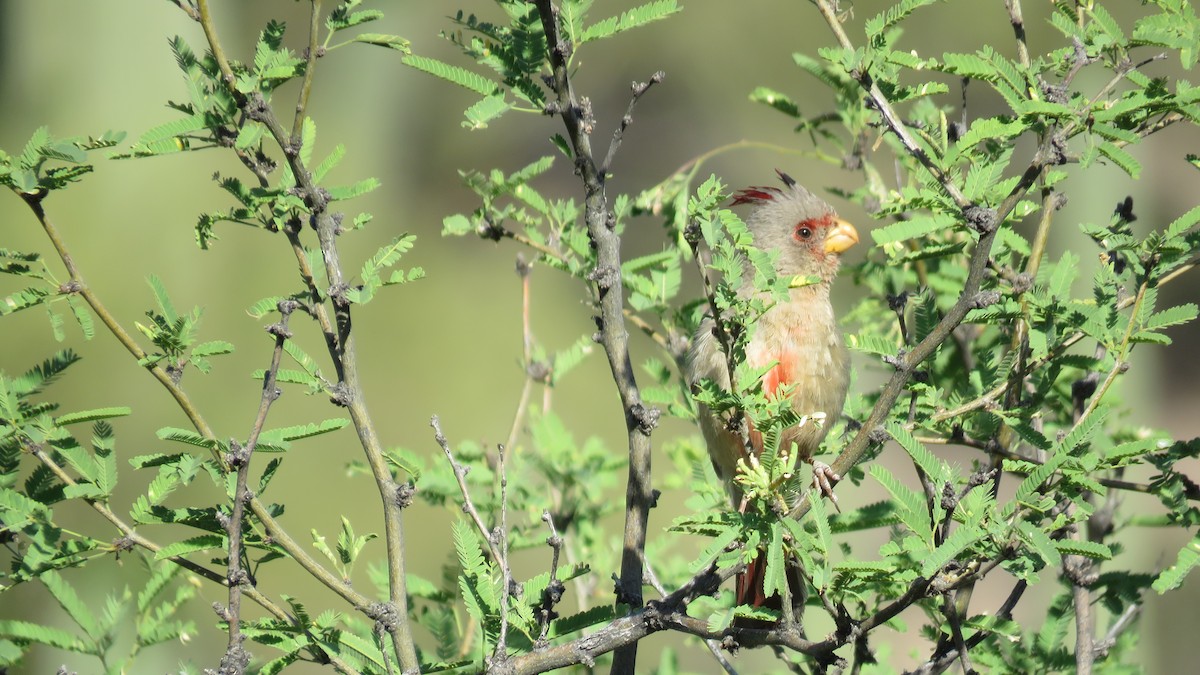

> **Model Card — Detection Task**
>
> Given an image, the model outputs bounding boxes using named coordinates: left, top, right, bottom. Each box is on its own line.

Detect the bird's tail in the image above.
left=733, top=554, right=806, bottom=629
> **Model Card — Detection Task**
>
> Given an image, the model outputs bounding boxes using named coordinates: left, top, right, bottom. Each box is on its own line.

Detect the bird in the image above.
left=688, top=170, right=858, bottom=617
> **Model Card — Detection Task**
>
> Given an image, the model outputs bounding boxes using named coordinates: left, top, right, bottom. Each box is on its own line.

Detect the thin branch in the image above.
left=644, top=558, right=739, bottom=675
left=21, top=196, right=373, bottom=673
left=196, top=0, right=238, bottom=89
left=168, top=0, right=201, bottom=22
left=812, top=0, right=969, bottom=210
left=1003, top=0, right=1030, bottom=68
left=218, top=301, right=294, bottom=675
left=235, top=60, right=422, bottom=675
left=531, top=4, right=660, bottom=673
left=930, top=257, right=1197, bottom=423
left=431, top=416, right=508, bottom=571
left=601, top=72, right=664, bottom=176
left=536, top=511, right=566, bottom=646
left=791, top=1, right=1054, bottom=518
left=292, top=0, right=324, bottom=140
left=494, top=443, right=514, bottom=663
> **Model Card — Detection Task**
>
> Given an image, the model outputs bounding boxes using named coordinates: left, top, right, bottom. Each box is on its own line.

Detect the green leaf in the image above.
left=871, top=214, right=956, bottom=245
left=157, top=427, right=219, bottom=451
left=887, top=421, right=945, bottom=480
left=442, top=213, right=473, bottom=236
left=1015, top=519, right=1062, bottom=566
left=866, top=0, right=939, bottom=43
left=749, top=87, right=800, bottom=118
left=401, top=55, right=499, bottom=96
left=1097, top=142, right=1142, bottom=178
left=1055, top=539, right=1112, bottom=560
left=462, top=94, right=510, bottom=130
left=1145, top=304, right=1198, bottom=331
left=579, top=0, right=680, bottom=43
left=1153, top=534, right=1200, bottom=593
left=260, top=418, right=349, bottom=444
left=763, top=522, right=786, bottom=598
left=1165, top=204, right=1200, bottom=240
left=1056, top=405, right=1108, bottom=455
left=154, top=534, right=227, bottom=560
left=0, top=619, right=87, bottom=652
left=352, top=33, right=411, bottom=53
left=54, top=406, right=131, bottom=427
left=921, top=524, right=985, bottom=577
left=191, top=340, right=234, bottom=358
left=870, top=464, right=933, bottom=544
left=40, top=570, right=99, bottom=639
left=326, top=177, right=380, bottom=201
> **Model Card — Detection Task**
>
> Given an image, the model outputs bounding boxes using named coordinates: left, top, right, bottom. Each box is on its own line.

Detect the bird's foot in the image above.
left=811, top=460, right=841, bottom=512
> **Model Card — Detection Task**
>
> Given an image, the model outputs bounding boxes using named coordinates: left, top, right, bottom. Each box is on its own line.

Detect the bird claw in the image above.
left=811, top=460, right=841, bottom=512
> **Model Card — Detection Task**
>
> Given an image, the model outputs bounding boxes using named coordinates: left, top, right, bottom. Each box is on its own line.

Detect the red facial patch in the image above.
left=792, top=214, right=834, bottom=244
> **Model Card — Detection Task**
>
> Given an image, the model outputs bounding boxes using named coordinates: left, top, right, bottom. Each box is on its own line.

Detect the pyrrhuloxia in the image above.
left=688, top=171, right=858, bottom=612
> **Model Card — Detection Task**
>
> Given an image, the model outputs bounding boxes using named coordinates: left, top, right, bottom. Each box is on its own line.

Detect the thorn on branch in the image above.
left=394, top=481, right=417, bottom=509
left=265, top=321, right=293, bottom=339
left=225, top=440, right=249, bottom=469
left=526, top=360, right=552, bottom=383
left=366, top=602, right=400, bottom=632
left=962, top=205, right=998, bottom=234
left=587, top=264, right=619, bottom=290
left=1038, top=131, right=1069, bottom=167
left=328, top=382, right=353, bottom=407
left=1040, top=78, right=1069, bottom=105
left=578, top=97, right=595, bottom=135
left=276, top=299, right=299, bottom=316
left=683, top=220, right=702, bottom=247
left=970, top=290, right=1002, bottom=309
left=243, top=92, right=270, bottom=122
left=327, top=282, right=351, bottom=307
left=867, top=426, right=890, bottom=446
left=631, top=403, right=661, bottom=436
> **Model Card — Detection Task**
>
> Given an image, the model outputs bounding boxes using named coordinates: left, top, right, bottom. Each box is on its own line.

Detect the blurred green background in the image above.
left=2, top=1, right=1198, bottom=672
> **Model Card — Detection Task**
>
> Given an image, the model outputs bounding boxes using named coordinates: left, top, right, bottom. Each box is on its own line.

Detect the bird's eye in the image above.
left=794, top=225, right=813, bottom=241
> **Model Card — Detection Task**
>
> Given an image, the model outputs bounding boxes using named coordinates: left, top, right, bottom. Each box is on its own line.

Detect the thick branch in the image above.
left=532, top=3, right=658, bottom=673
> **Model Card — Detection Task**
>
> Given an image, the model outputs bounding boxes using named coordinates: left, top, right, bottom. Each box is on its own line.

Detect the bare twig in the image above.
left=292, top=0, right=323, bottom=140
left=601, top=72, right=665, bottom=175
left=643, top=558, right=739, bottom=675
left=536, top=511, right=566, bottom=646
left=219, top=301, right=294, bottom=674
left=431, top=416, right=507, bottom=567
left=494, top=444, right=515, bottom=663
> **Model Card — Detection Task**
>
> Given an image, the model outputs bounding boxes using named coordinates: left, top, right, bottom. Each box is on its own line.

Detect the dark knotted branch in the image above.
left=218, top=301, right=295, bottom=674
left=193, top=2, right=420, bottom=669
left=531, top=2, right=662, bottom=673
left=489, top=540, right=1016, bottom=675
left=535, top=511, right=567, bottom=646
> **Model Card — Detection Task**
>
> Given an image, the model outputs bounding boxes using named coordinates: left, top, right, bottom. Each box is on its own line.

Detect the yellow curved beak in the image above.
left=824, top=218, right=859, bottom=255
